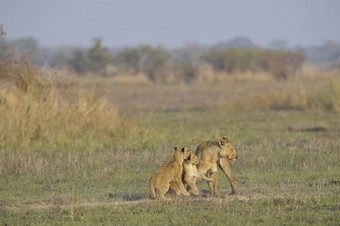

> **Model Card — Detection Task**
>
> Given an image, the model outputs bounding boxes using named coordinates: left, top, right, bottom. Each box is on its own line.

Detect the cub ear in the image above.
left=222, top=136, right=229, bottom=141
left=181, top=147, right=186, bottom=153
left=174, top=146, right=178, bottom=151
left=218, top=138, right=223, bottom=147
left=187, top=155, right=191, bottom=160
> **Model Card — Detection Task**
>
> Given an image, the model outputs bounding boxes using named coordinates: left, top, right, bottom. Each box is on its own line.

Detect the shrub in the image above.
left=202, top=48, right=306, bottom=80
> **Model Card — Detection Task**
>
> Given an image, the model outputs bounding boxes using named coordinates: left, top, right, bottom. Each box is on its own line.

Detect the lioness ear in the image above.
left=219, top=136, right=230, bottom=146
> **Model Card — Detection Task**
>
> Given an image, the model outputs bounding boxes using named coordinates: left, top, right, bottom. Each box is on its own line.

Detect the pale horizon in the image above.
left=1, top=0, right=340, bottom=48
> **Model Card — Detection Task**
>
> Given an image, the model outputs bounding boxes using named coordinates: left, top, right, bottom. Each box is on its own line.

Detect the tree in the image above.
left=138, top=45, right=171, bottom=81
left=202, top=47, right=306, bottom=79
left=68, top=49, right=88, bottom=74
left=68, top=38, right=112, bottom=75
left=87, top=38, right=112, bottom=74
left=0, top=37, right=10, bottom=59
left=0, top=37, right=43, bottom=65
left=115, top=45, right=171, bottom=81
left=287, top=48, right=306, bottom=77
left=115, top=47, right=140, bottom=72
left=10, top=38, right=43, bottom=65
left=173, top=43, right=206, bottom=81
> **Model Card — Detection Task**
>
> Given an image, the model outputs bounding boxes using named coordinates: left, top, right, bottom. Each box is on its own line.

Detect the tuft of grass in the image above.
left=0, top=57, right=122, bottom=147
left=222, top=73, right=340, bottom=112
left=310, top=77, right=340, bottom=112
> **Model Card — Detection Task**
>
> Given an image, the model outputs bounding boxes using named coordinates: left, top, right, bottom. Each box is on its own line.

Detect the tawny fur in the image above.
left=195, top=136, right=238, bottom=197
left=149, top=146, right=191, bottom=200
left=169, top=151, right=214, bottom=196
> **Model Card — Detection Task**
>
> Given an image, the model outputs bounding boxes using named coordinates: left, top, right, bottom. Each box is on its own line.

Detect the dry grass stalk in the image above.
left=222, top=74, right=340, bottom=112
left=0, top=57, right=120, bottom=147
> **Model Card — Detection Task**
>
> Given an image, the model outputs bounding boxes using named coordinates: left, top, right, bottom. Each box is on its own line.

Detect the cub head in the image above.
left=217, top=136, right=238, bottom=161
left=185, top=151, right=199, bottom=165
left=174, top=146, right=191, bottom=161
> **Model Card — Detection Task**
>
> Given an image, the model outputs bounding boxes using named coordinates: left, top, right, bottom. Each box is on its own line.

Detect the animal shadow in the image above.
left=107, top=192, right=148, bottom=201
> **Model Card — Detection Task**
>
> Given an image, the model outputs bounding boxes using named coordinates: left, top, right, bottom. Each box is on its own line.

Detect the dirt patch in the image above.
left=286, top=126, right=328, bottom=133
left=2, top=192, right=268, bottom=212
left=106, top=192, right=148, bottom=201
left=309, top=180, right=340, bottom=188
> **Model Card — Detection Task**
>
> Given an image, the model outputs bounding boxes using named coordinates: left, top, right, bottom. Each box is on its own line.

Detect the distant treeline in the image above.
left=202, top=47, right=305, bottom=80
left=1, top=37, right=340, bottom=81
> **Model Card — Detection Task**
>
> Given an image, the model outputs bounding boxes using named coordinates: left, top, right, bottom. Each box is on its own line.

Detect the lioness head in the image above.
left=217, top=136, right=238, bottom=161
left=174, top=146, right=191, bottom=161
left=185, top=152, right=199, bottom=165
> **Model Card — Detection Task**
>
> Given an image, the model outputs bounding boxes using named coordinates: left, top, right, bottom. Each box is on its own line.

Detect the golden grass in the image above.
left=193, top=66, right=274, bottom=84
left=221, top=71, right=340, bottom=112
left=0, top=61, right=339, bottom=225
left=1, top=55, right=339, bottom=149
left=0, top=58, right=121, bottom=147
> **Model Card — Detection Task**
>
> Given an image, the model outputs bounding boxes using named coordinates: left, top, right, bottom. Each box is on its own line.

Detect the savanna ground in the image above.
left=0, top=62, right=339, bottom=225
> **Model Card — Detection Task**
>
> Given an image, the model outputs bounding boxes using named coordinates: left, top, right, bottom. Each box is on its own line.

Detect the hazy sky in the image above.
left=1, top=0, right=339, bottom=48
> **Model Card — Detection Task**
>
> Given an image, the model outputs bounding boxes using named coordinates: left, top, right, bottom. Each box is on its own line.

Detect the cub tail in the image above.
left=149, top=176, right=156, bottom=199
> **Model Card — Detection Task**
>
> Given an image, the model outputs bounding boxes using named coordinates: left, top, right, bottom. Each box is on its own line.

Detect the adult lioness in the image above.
left=196, top=136, right=238, bottom=197
left=149, top=146, right=191, bottom=200
left=169, top=151, right=213, bottom=196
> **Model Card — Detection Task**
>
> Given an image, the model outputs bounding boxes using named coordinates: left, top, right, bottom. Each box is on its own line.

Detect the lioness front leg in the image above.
left=210, top=172, right=225, bottom=198
left=219, top=158, right=236, bottom=195
left=206, top=171, right=214, bottom=197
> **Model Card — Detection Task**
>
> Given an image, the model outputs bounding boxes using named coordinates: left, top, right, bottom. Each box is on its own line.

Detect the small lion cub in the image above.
left=170, top=151, right=214, bottom=196
left=149, top=146, right=191, bottom=200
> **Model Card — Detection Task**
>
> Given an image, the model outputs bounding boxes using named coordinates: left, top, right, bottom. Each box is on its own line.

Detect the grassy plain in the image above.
left=0, top=66, right=339, bottom=224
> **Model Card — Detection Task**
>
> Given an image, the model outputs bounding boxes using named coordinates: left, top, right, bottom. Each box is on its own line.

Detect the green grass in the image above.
left=1, top=108, right=339, bottom=225
left=2, top=196, right=339, bottom=225
left=1, top=70, right=340, bottom=225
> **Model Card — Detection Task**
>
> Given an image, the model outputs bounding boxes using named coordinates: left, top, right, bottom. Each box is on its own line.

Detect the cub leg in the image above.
left=157, top=183, right=171, bottom=200
left=174, top=178, right=190, bottom=196
left=169, top=181, right=181, bottom=196
left=219, top=158, right=236, bottom=195
left=184, top=177, right=199, bottom=195
left=197, top=172, right=214, bottom=182
left=186, top=176, right=196, bottom=193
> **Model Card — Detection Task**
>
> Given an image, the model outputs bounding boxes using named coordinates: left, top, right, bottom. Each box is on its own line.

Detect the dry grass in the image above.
left=193, top=66, right=275, bottom=84
left=0, top=43, right=339, bottom=226
left=0, top=57, right=121, bottom=147
left=0, top=59, right=339, bottom=225
left=220, top=71, right=340, bottom=112
left=85, top=72, right=152, bottom=85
